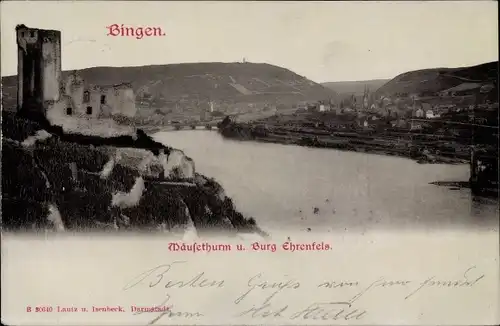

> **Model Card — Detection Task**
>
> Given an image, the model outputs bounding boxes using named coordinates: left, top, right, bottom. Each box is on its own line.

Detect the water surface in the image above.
left=153, top=130, right=499, bottom=233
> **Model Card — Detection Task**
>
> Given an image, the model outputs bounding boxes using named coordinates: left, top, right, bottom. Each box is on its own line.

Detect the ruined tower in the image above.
left=16, top=24, right=62, bottom=118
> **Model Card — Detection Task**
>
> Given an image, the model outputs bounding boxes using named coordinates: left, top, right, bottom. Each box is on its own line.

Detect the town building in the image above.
left=384, top=104, right=403, bottom=118
left=413, top=107, right=424, bottom=118
left=425, top=109, right=441, bottom=119
left=296, top=101, right=308, bottom=111
left=410, top=121, right=423, bottom=130
left=391, top=119, right=408, bottom=129
left=421, top=102, right=432, bottom=112
left=318, top=103, right=332, bottom=112
left=381, top=96, right=392, bottom=106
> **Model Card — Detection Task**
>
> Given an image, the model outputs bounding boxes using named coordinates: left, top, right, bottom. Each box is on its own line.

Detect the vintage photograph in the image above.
left=1, top=1, right=498, bottom=239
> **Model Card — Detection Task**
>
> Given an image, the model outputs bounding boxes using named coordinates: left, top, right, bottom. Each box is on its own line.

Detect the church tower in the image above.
left=363, top=85, right=370, bottom=109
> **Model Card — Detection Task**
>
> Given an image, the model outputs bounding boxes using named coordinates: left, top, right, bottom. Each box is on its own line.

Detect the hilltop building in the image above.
left=16, top=24, right=136, bottom=124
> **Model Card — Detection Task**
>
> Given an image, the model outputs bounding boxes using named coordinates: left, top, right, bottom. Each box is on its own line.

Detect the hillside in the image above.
left=1, top=62, right=337, bottom=112
left=375, top=61, right=498, bottom=97
left=2, top=110, right=265, bottom=235
left=322, top=79, right=390, bottom=96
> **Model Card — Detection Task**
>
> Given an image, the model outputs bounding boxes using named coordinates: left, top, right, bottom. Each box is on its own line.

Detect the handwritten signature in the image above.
left=236, top=301, right=367, bottom=321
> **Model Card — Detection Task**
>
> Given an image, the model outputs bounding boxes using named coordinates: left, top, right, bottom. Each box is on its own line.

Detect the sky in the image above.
left=1, top=1, right=498, bottom=83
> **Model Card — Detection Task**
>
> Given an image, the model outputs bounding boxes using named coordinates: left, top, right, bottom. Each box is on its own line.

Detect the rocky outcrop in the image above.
left=1, top=111, right=265, bottom=236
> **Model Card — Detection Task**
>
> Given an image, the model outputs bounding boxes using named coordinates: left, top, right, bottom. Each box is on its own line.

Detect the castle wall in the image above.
left=71, top=83, right=85, bottom=114
left=97, top=84, right=137, bottom=118
left=48, top=77, right=136, bottom=121
left=64, top=73, right=84, bottom=114
left=113, top=87, right=137, bottom=117
left=102, top=87, right=117, bottom=117
left=86, top=87, right=103, bottom=119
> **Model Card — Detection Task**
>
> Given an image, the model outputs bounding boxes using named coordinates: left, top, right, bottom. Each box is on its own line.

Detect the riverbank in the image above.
left=217, top=117, right=471, bottom=165
left=1, top=111, right=265, bottom=237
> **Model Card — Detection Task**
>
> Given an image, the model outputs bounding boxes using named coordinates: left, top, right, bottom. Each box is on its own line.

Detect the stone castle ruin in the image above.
left=16, top=24, right=136, bottom=128
left=15, top=24, right=195, bottom=181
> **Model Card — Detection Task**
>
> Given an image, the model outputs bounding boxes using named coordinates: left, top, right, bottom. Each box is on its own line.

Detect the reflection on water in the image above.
left=153, top=130, right=499, bottom=232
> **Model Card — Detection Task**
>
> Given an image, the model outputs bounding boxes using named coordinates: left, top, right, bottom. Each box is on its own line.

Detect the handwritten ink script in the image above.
left=122, top=261, right=485, bottom=324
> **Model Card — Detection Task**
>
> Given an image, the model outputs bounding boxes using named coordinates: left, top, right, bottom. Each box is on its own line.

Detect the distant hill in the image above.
left=1, top=62, right=337, bottom=112
left=322, top=79, right=390, bottom=96
left=375, top=61, right=498, bottom=97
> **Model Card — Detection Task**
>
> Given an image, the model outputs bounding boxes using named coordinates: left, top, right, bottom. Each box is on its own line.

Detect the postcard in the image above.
left=1, top=1, right=499, bottom=325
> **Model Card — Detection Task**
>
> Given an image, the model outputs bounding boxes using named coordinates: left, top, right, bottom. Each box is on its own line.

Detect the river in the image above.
left=153, top=130, right=499, bottom=234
